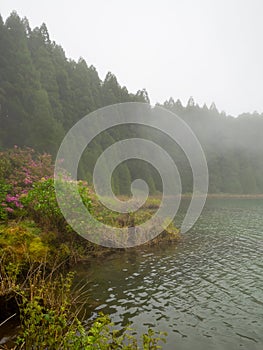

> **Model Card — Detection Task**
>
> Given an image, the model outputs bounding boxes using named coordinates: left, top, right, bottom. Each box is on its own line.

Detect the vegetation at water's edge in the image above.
left=1, top=8, right=261, bottom=348
left=1, top=11, right=263, bottom=195
left=1, top=262, right=167, bottom=349
left=0, top=146, right=178, bottom=348
left=0, top=146, right=179, bottom=258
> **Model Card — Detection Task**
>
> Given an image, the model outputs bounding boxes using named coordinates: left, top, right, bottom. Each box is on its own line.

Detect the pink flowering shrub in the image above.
left=0, top=147, right=53, bottom=219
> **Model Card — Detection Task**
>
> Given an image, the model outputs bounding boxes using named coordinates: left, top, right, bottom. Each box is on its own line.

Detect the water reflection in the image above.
left=75, top=198, right=263, bottom=350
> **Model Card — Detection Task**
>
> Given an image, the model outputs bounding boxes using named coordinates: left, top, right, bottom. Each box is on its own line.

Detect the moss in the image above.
left=0, top=221, right=47, bottom=264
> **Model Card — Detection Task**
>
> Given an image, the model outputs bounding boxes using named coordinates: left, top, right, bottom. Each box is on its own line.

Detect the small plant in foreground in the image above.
left=13, top=268, right=166, bottom=349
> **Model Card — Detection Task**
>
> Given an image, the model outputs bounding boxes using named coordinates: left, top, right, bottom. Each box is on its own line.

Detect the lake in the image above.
left=75, top=198, right=263, bottom=350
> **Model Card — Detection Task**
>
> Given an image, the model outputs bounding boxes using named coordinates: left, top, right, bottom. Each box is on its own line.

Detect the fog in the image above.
left=1, top=0, right=263, bottom=116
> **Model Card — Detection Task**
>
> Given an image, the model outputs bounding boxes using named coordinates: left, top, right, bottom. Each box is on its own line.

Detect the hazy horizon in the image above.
left=1, top=0, right=263, bottom=117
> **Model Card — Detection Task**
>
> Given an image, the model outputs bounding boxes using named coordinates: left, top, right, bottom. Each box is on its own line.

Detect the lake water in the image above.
left=75, top=198, right=263, bottom=350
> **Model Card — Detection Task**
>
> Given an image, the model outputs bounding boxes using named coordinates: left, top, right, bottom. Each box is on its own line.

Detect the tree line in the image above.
left=0, top=11, right=263, bottom=194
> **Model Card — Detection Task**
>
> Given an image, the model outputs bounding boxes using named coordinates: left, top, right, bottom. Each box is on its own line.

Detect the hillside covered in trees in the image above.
left=0, top=11, right=263, bottom=194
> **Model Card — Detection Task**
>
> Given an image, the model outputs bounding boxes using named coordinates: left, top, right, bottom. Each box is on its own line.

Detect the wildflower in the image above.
left=15, top=202, right=23, bottom=208
left=6, top=194, right=17, bottom=203
left=24, top=178, right=33, bottom=185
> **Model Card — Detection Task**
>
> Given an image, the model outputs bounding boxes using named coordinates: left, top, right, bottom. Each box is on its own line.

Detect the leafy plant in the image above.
left=14, top=270, right=166, bottom=349
left=0, top=147, right=53, bottom=218
left=0, top=181, right=11, bottom=220
left=21, top=178, right=92, bottom=232
left=0, top=222, right=47, bottom=265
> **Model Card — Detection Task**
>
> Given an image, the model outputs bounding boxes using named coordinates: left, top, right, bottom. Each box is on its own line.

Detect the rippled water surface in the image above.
left=76, top=198, right=263, bottom=350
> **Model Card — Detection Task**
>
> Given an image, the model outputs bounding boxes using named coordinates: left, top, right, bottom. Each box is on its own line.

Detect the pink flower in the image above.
left=14, top=202, right=23, bottom=208
left=5, top=207, right=14, bottom=213
left=6, top=194, right=17, bottom=203
left=24, top=178, right=33, bottom=185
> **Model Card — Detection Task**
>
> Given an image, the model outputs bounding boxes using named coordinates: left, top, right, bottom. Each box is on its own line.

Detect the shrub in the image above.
left=0, top=147, right=53, bottom=218
left=21, top=177, right=92, bottom=232
left=0, top=181, right=11, bottom=220
left=0, top=222, right=47, bottom=265
left=15, top=270, right=166, bottom=349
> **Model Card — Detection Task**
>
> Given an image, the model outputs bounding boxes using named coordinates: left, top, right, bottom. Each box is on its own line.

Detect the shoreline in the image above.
left=143, top=193, right=263, bottom=199
left=183, top=193, right=263, bottom=199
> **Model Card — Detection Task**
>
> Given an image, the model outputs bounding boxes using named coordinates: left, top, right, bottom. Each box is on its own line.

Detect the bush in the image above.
left=21, top=178, right=92, bottom=232
left=0, top=181, right=11, bottom=220
left=0, top=222, right=47, bottom=265
left=15, top=270, right=166, bottom=350
left=0, top=147, right=53, bottom=219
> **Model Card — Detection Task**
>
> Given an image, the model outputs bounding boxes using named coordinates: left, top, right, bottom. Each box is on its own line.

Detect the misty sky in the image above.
left=1, top=0, right=263, bottom=116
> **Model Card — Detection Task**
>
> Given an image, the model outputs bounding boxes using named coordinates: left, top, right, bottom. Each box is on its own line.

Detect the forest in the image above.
left=1, top=11, right=263, bottom=194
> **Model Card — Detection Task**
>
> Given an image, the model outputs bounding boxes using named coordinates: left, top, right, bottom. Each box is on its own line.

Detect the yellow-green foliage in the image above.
left=0, top=221, right=48, bottom=263
left=28, top=236, right=48, bottom=261
left=91, top=195, right=180, bottom=239
left=162, top=218, right=180, bottom=236
left=0, top=260, right=20, bottom=296
left=143, top=197, right=161, bottom=210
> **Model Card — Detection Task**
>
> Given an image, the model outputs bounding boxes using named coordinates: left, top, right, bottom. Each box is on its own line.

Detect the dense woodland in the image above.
left=1, top=11, right=263, bottom=194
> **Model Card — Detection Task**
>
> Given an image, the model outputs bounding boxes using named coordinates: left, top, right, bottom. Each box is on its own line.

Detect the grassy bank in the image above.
left=0, top=147, right=179, bottom=349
